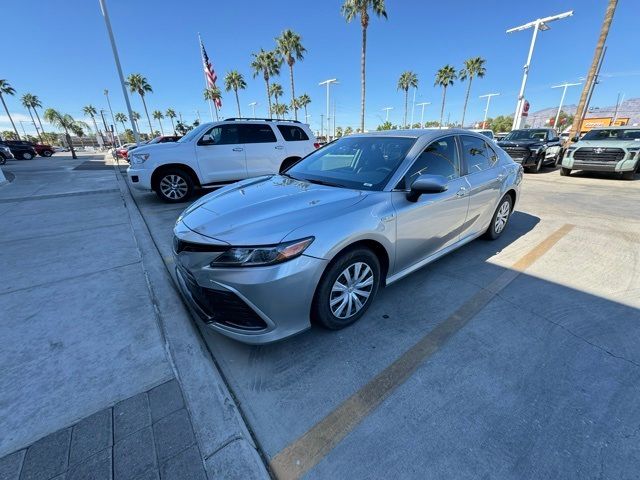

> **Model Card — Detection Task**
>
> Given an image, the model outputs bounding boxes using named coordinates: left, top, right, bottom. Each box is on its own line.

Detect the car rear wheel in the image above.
left=484, top=194, right=513, bottom=240
left=312, top=248, right=381, bottom=330
left=154, top=169, right=194, bottom=203
left=42, top=150, right=53, bottom=157
left=21, top=152, right=34, bottom=160
left=560, top=167, right=571, bottom=176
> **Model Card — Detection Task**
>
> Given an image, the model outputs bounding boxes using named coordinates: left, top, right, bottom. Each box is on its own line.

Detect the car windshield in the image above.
left=582, top=129, right=640, bottom=141
left=177, top=123, right=210, bottom=143
left=285, top=136, right=416, bottom=191
left=502, top=129, right=548, bottom=141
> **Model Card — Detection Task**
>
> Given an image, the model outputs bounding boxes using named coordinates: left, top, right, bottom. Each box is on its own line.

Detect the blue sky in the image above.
left=2, top=0, right=639, bottom=135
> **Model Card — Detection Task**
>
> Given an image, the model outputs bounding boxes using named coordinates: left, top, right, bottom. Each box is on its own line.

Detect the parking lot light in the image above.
left=551, top=82, right=581, bottom=129
left=479, top=93, right=500, bottom=129
left=416, top=102, right=431, bottom=128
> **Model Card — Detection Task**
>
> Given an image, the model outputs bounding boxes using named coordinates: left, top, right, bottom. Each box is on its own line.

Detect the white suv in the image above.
left=127, top=119, right=318, bottom=202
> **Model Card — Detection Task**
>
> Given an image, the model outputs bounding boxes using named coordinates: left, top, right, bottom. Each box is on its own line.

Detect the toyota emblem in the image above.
left=594, top=147, right=604, bottom=154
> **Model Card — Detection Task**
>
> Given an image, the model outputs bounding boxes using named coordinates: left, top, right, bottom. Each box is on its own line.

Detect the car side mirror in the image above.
left=571, top=135, right=579, bottom=142
left=199, top=134, right=214, bottom=145
left=407, top=174, right=448, bottom=202
left=550, top=137, right=560, bottom=142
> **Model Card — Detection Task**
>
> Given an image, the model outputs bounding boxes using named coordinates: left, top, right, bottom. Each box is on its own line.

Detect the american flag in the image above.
left=200, top=37, right=222, bottom=108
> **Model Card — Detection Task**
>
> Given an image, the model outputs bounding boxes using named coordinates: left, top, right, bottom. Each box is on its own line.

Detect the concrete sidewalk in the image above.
left=0, top=154, right=268, bottom=479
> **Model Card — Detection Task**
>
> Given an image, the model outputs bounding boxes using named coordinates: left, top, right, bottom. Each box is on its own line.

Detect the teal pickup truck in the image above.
left=561, top=126, right=640, bottom=180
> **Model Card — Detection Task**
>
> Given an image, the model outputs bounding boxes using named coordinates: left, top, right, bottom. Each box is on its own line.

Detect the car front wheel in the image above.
left=312, top=248, right=381, bottom=330
left=21, top=152, right=34, bottom=160
left=485, top=194, right=513, bottom=240
left=560, top=167, right=571, bottom=176
left=155, top=169, right=194, bottom=203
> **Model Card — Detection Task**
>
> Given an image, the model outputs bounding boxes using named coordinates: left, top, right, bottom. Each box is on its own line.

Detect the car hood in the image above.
left=178, top=175, right=368, bottom=245
left=573, top=140, right=640, bottom=149
left=497, top=139, right=544, bottom=148
left=130, top=142, right=185, bottom=154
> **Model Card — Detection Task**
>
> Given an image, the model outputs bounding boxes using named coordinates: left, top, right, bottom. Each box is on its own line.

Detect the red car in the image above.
left=34, top=144, right=55, bottom=157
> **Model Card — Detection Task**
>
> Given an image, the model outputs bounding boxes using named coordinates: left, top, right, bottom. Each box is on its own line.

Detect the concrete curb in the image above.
left=0, top=167, right=8, bottom=186
left=111, top=162, right=270, bottom=479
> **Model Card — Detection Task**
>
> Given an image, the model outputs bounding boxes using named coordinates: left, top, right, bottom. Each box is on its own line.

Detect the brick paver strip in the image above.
left=19, top=429, right=71, bottom=480
left=0, top=449, right=25, bottom=480
left=69, top=409, right=112, bottom=465
left=159, top=445, right=206, bottom=480
left=147, top=379, right=184, bottom=422
left=66, top=448, right=112, bottom=480
left=113, top=427, right=156, bottom=480
left=152, top=409, right=196, bottom=463
left=113, top=392, right=151, bottom=442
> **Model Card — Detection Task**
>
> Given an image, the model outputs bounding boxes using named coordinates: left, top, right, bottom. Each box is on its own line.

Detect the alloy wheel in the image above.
left=329, top=262, right=374, bottom=319
left=159, top=174, right=188, bottom=200
left=494, top=200, right=510, bottom=234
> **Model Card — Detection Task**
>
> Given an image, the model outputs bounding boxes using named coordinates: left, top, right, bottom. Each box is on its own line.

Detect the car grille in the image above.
left=573, top=147, right=625, bottom=162
left=173, top=236, right=229, bottom=254
left=501, top=146, right=530, bottom=162
left=179, top=267, right=267, bottom=331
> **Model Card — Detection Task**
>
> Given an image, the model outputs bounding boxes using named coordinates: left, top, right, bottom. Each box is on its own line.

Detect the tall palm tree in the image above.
left=21, top=94, right=43, bottom=142
left=125, top=73, right=154, bottom=135
left=272, top=103, right=289, bottom=119
left=434, top=65, right=457, bottom=127
left=397, top=71, right=418, bottom=128
left=82, top=105, right=102, bottom=143
left=269, top=83, right=284, bottom=118
left=341, top=0, right=387, bottom=132
left=224, top=71, right=246, bottom=117
left=250, top=49, right=282, bottom=118
left=152, top=110, right=164, bottom=135
left=165, top=108, right=177, bottom=134
left=131, top=111, right=141, bottom=133
left=298, top=94, right=311, bottom=122
left=204, top=87, right=222, bottom=121
left=459, top=57, right=486, bottom=127
left=114, top=112, right=128, bottom=133
left=0, top=79, right=20, bottom=140
left=29, top=95, right=46, bottom=136
left=276, top=29, right=306, bottom=121
left=44, top=109, right=88, bottom=159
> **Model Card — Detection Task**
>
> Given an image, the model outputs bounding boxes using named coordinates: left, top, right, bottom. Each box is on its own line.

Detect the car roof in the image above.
left=348, top=128, right=481, bottom=140
left=590, top=125, right=639, bottom=130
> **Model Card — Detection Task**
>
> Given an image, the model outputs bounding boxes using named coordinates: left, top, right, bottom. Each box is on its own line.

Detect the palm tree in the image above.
left=21, top=94, right=43, bottom=142
left=152, top=110, right=165, bottom=135
left=397, top=71, right=418, bottom=128
left=0, top=79, right=20, bottom=140
left=224, top=71, right=246, bottom=117
left=341, top=0, right=387, bottom=132
left=269, top=83, right=284, bottom=118
left=82, top=105, right=102, bottom=143
left=204, top=87, right=222, bottom=120
left=250, top=49, right=282, bottom=118
left=298, top=94, right=311, bottom=122
left=276, top=29, right=306, bottom=121
left=114, top=112, right=128, bottom=133
left=459, top=57, right=486, bottom=127
left=125, top=73, right=154, bottom=135
left=29, top=95, right=46, bottom=136
left=344, top=126, right=354, bottom=136
left=44, top=109, right=88, bottom=159
left=165, top=108, right=177, bottom=134
left=434, top=65, right=457, bottom=127
left=272, top=103, right=289, bottom=119
left=131, top=111, right=141, bottom=133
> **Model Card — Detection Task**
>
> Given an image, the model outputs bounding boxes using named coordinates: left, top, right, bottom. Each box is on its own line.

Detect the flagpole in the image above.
left=198, top=33, right=216, bottom=122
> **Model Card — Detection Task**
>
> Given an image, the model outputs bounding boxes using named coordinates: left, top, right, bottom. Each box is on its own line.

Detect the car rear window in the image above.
left=277, top=125, right=309, bottom=142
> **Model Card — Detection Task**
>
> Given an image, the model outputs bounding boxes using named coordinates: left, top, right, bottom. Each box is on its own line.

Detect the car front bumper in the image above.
left=562, top=157, right=639, bottom=172
left=174, top=249, right=328, bottom=344
left=127, top=166, right=153, bottom=191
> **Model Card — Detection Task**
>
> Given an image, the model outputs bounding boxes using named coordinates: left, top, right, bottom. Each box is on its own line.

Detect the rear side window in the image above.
left=277, top=125, right=309, bottom=142
left=461, top=135, right=496, bottom=173
left=239, top=124, right=277, bottom=143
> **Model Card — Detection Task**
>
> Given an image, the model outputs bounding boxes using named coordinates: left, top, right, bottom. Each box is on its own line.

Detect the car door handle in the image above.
left=456, top=187, right=467, bottom=197
left=232, top=147, right=243, bottom=152
left=275, top=145, right=285, bottom=150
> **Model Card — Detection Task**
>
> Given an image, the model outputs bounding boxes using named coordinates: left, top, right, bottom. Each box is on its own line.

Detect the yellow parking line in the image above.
left=270, top=223, right=575, bottom=480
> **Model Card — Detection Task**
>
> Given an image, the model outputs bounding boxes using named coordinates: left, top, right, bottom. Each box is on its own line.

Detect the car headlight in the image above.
left=131, top=153, right=149, bottom=164
left=209, top=237, right=314, bottom=267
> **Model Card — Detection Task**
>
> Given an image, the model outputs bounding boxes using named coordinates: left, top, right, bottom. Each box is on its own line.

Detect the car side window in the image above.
left=277, top=125, right=309, bottom=141
left=239, top=124, right=277, bottom=144
left=201, top=125, right=240, bottom=145
left=461, top=135, right=495, bottom=173
left=399, top=136, right=460, bottom=189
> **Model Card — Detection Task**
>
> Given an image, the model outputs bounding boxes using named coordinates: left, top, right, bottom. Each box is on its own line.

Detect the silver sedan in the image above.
left=173, top=129, right=523, bottom=344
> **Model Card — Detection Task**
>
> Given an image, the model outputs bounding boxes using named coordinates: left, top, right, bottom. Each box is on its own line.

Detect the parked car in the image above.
left=52, top=146, right=69, bottom=152
left=497, top=128, right=563, bottom=172
left=0, top=140, right=38, bottom=160
left=560, top=126, right=640, bottom=179
left=469, top=129, right=495, bottom=140
left=0, top=143, right=13, bottom=164
left=127, top=118, right=319, bottom=202
left=126, top=136, right=180, bottom=160
left=172, top=129, right=523, bottom=344
left=115, top=143, right=137, bottom=159
left=34, top=143, right=55, bottom=157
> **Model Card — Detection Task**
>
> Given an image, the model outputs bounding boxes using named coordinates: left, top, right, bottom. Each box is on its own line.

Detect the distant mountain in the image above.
left=525, top=97, right=640, bottom=128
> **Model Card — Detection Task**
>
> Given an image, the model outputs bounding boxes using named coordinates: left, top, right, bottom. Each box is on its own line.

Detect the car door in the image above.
left=392, top=135, right=471, bottom=273
left=276, top=124, right=314, bottom=158
left=460, top=134, right=504, bottom=238
left=195, top=124, right=247, bottom=184
left=239, top=124, right=283, bottom=176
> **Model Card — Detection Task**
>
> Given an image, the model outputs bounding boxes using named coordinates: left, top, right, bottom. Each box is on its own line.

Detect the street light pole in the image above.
left=479, top=93, right=500, bottom=129
left=507, top=11, right=573, bottom=130
left=99, top=109, right=111, bottom=146
left=551, top=82, right=581, bottom=129
left=410, top=88, right=417, bottom=127
left=382, top=107, right=393, bottom=122
left=319, top=79, right=337, bottom=140
left=248, top=102, right=257, bottom=118
left=416, top=102, right=431, bottom=128
left=98, top=0, right=140, bottom=145
left=104, top=89, right=120, bottom=147
left=19, top=121, right=28, bottom=137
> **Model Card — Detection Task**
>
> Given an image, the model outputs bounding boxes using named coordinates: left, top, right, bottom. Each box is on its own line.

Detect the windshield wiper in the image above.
left=304, top=178, right=341, bottom=188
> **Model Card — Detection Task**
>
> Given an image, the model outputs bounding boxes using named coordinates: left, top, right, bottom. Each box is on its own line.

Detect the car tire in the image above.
left=554, top=149, right=564, bottom=167
left=21, top=152, right=34, bottom=160
left=621, top=170, right=635, bottom=180
left=484, top=194, right=513, bottom=240
left=42, top=150, right=53, bottom=157
left=560, top=167, right=571, bottom=176
left=279, top=157, right=301, bottom=173
left=533, top=154, right=544, bottom=173
left=312, top=248, right=381, bottom=330
left=154, top=168, right=194, bottom=203
left=0, top=155, right=6, bottom=165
